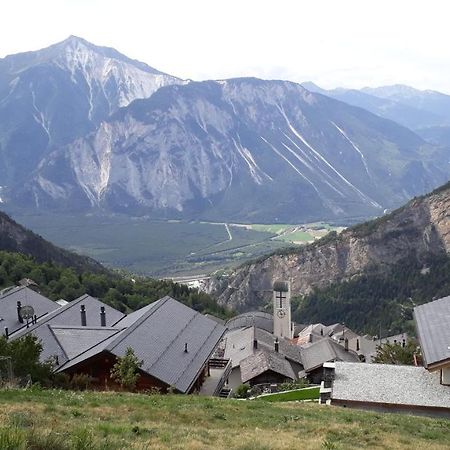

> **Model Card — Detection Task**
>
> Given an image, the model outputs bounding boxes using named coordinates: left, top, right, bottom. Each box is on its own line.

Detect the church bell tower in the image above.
left=273, top=280, right=292, bottom=339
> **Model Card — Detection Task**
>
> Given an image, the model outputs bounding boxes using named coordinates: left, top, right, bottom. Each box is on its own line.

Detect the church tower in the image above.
left=273, top=280, right=293, bottom=339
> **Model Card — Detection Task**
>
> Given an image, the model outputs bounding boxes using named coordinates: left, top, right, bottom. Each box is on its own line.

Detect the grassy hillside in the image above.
left=0, top=389, right=449, bottom=449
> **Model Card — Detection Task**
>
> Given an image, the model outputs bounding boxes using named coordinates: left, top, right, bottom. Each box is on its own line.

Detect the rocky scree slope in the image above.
left=18, top=78, right=449, bottom=222
left=0, top=36, right=181, bottom=188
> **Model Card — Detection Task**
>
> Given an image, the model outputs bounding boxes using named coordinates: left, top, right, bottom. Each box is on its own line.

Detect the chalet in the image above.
left=320, top=361, right=450, bottom=418
left=220, top=325, right=303, bottom=389
left=5, top=290, right=226, bottom=394
left=300, top=337, right=359, bottom=384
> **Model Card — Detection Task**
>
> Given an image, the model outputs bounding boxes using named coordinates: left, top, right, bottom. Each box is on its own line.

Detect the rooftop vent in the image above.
left=100, top=306, right=106, bottom=327
left=80, top=304, right=87, bottom=326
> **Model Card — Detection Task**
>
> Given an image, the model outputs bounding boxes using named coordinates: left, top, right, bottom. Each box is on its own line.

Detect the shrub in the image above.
left=234, top=383, right=250, bottom=399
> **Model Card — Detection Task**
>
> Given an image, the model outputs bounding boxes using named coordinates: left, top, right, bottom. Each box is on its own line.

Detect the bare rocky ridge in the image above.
left=208, top=183, right=450, bottom=311
left=18, top=78, right=449, bottom=222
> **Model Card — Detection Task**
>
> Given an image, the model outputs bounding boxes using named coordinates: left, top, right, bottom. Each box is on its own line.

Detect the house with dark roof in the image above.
left=300, top=337, right=360, bottom=384
left=414, top=295, right=450, bottom=384
left=321, top=361, right=450, bottom=418
left=219, top=325, right=303, bottom=389
left=0, top=286, right=60, bottom=336
left=318, top=295, right=450, bottom=417
left=8, top=293, right=226, bottom=394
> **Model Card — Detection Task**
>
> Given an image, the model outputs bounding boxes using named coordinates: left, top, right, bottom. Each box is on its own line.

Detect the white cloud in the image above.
left=2, top=0, right=450, bottom=92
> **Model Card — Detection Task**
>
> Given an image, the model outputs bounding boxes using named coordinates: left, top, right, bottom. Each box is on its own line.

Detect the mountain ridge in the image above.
left=0, top=209, right=106, bottom=273
left=207, top=181, right=450, bottom=312
left=14, top=77, right=448, bottom=222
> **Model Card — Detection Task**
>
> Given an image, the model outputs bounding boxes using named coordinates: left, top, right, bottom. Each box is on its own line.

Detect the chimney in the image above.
left=253, top=338, right=258, bottom=349
left=184, top=342, right=188, bottom=353
left=4, top=327, right=8, bottom=339
left=274, top=338, right=279, bottom=353
left=100, top=306, right=106, bottom=327
left=344, top=338, right=349, bottom=352
left=17, top=301, right=23, bottom=323
left=80, top=304, right=87, bottom=326
left=356, top=339, right=360, bottom=352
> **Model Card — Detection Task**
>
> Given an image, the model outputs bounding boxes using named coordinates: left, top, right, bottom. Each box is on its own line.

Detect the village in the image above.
left=1, top=277, right=449, bottom=418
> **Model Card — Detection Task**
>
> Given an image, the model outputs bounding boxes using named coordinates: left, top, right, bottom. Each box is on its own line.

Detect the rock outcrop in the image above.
left=208, top=182, right=450, bottom=311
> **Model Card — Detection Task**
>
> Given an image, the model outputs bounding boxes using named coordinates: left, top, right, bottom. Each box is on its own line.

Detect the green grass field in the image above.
left=0, top=389, right=449, bottom=449
left=12, top=213, right=341, bottom=277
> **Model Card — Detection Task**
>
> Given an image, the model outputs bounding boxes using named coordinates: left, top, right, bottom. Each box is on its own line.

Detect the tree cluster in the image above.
left=0, top=251, right=231, bottom=318
left=292, top=254, right=450, bottom=335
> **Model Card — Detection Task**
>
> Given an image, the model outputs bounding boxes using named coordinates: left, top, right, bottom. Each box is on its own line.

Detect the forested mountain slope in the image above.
left=208, top=182, right=450, bottom=331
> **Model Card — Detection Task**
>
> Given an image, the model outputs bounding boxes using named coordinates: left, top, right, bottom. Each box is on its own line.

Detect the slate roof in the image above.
left=226, top=311, right=273, bottom=333
left=30, top=324, right=122, bottom=366
left=301, top=337, right=360, bottom=372
left=331, top=362, right=450, bottom=409
left=11, top=294, right=125, bottom=338
left=222, top=326, right=302, bottom=368
left=414, top=296, right=450, bottom=368
left=0, top=286, right=60, bottom=335
left=57, top=296, right=226, bottom=394
left=240, top=349, right=295, bottom=383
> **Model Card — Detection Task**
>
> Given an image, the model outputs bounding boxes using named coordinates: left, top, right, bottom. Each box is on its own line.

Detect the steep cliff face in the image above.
left=0, top=36, right=181, bottom=187
left=209, top=182, right=450, bottom=311
left=18, top=78, right=448, bottom=222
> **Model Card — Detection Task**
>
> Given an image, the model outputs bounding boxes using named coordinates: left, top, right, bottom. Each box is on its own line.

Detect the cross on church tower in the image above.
left=276, top=291, right=286, bottom=309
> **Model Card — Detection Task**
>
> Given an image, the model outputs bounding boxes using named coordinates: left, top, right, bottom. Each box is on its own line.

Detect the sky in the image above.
left=2, top=0, right=450, bottom=93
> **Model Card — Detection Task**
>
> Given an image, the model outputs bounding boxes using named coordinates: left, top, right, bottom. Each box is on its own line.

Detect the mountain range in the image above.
left=0, top=36, right=449, bottom=223
left=303, top=82, right=450, bottom=146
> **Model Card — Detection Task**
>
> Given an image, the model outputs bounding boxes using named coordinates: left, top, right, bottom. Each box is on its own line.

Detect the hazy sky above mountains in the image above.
left=3, top=0, right=450, bottom=92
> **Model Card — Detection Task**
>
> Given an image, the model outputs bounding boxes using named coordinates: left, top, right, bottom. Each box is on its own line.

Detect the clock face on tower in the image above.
left=277, top=309, right=286, bottom=318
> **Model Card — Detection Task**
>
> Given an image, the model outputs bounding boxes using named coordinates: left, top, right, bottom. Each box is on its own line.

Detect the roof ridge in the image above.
left=0, top=285, right=24, bottom=299
left=50, top=325, right=121, bottom=331
left=47, top=324, right=69, bottom=361
left=56, top=327, right=124, bottom=372
left=106, top=297, right=170, bottom=352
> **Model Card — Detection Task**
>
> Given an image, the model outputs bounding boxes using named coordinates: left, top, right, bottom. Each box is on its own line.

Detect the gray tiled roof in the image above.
left=11, top=294, right=125, bottom=338
left=414, top=296, right=450, bottom=368
left=301, top=337, right=360, bottom=372
left=51, top=326, right=122, bottom=359
left=222, top=326, right=302, bottom=368
left=331, top=362, right=450, bottom=409
left=58, top=297, right=226, bottom=393
left=240, top=349, right=295, bottom=383
left=0, top=286, right=59, bottom=335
